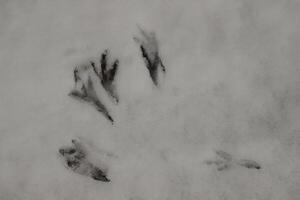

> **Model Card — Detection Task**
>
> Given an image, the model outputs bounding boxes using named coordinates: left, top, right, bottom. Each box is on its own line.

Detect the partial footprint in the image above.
left=134, top=26, right=166, bottom=87
left=205, top=150, right=232, bottom=171
left=91, top=49, right=119, bottom=103
left=58, top=139, right=110, bottom=182
left=206, top=150, right=261, bottom=171
left=237, top=159, right=261, bottom=170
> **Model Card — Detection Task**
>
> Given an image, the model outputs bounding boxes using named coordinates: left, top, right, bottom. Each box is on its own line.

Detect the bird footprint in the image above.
left=69, top=49, right=119, bottom=123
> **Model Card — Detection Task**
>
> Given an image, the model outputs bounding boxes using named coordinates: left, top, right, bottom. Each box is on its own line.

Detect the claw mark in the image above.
left=206, top=150, right=261, bottom=171
left=92, top=50, right=119, bottom=103
left=59, top=139, right=110, bottom=182
left=134, top=26, right=166, bottom=86
left=69, top=63, right=114, bottom=123
left=91, top=166, right=110, bottom=182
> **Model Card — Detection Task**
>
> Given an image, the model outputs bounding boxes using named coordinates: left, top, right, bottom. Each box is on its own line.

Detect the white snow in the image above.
left=0, top=0, right=300, bottom=200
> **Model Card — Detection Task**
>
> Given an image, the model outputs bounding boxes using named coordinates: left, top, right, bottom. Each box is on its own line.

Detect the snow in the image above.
left=0, top=0, right=300, bottom=199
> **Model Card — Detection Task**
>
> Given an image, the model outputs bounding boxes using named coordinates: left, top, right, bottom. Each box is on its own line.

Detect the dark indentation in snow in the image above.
left=237, top=159, right=261, bottom=170
left=215, top=150, right=232, bottom=161
left=92, top=49, right=119, bottom=103
left=206, top=159, right=230, bottom=171
left=69, top=73, right=114, bottom=123
left=206, top=150, right=261, bottom=171
left=69, top=50, right=120, bottom=123
left=59, top=139, right=110, bottom=182
left=134, top=26, right=166, bottom=87
left=91, top=166, right=110, bottom=182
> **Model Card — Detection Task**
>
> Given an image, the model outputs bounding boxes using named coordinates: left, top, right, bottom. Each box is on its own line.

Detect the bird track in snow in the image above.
left=69, top=49, right=119, bottom=123
left=134, top=26, right=166, bottom=87
left=59, top=139, right=110, bottom=182
left=205, top=150, right=261, bottom=171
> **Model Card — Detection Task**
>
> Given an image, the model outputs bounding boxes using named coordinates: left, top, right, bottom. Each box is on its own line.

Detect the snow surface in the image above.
left=0, top=0, right=300, bottom=199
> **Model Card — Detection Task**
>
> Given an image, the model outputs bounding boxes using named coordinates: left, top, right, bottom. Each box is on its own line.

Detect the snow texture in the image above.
left=1, top=0, right=300, bottom=200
